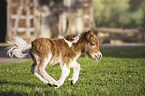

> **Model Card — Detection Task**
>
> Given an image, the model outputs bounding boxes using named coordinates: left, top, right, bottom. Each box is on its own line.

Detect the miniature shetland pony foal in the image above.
left=7, top=30, right=102, bottom=88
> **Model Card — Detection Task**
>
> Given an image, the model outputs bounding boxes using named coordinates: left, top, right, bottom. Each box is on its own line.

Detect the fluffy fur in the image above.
left=7, top=36, right=31, bottom=58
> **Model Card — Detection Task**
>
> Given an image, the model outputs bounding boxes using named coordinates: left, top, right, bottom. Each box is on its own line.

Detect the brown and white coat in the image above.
left=7, top=30, right=102, bottom=88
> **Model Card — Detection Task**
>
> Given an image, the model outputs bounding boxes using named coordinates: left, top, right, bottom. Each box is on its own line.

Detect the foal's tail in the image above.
left=6, top=36, right=31, bottom=58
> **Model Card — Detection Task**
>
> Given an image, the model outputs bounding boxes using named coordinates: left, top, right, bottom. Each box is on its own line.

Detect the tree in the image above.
left=129, top=0, right=145, bottom=27
left=93, top=0, right=145, bottom=28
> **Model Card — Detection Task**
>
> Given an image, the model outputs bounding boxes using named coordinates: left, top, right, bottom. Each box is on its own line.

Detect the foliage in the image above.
left=0, top=46, right=145, bottom=96
left=93, top=0, right=145, bottom=28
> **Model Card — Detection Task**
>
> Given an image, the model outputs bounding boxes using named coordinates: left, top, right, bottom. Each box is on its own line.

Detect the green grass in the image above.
left=0, top=46, right=8, bottom=49
left=0, top=46, right=145, bottom=96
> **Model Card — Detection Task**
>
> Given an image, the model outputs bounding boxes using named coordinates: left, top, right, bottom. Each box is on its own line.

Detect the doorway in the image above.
left=0, top=0, right=7, bottom=42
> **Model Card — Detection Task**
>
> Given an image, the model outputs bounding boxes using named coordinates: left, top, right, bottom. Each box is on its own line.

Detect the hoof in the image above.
left=47, top=83, right=58, bottom=88
left=47, top=83, right=53, bottom=87
left=70, top=80, right=74, bottom=85
left=53, top=83, right=58, bottom=88
left=68, top=78, right=75, bottom=85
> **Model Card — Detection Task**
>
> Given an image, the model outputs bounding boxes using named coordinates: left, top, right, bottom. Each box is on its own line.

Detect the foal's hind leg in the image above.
left=38, top=57, right=57, bottom=85
left=30, top=54, right=57, bottom=85
left=30, top=57, right=49, bottom=84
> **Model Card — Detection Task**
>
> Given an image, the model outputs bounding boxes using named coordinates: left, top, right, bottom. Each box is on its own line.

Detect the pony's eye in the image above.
left=90, top=43, right=95, bottom=46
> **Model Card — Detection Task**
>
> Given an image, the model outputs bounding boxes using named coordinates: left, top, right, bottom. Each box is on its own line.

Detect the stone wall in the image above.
left=6, top=0, right=93, bottom=41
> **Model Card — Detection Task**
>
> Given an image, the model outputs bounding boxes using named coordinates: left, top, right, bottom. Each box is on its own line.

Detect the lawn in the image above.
left=0, top=46, right=145, bottom=96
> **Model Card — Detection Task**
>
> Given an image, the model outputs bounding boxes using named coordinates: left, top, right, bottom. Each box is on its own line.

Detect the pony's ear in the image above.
left=85, top=30, right=93, bottom=41
left=87, top=30, right=91, bottom=33
left=87, top=30, right=92, bottom=34
left=86, top=30, right=93, bottom=35
left=84, top=29, right=91, bottom=33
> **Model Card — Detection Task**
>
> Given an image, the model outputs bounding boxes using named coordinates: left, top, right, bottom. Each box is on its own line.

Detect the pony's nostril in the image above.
left=99, top=54, right=102, bottom=59
left=100, top=55, right=102, bottom=58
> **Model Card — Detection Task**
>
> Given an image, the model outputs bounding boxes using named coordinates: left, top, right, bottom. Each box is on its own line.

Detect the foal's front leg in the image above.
left=54, top=64, right=70, bottom=88
left=69, top=61, right=80, bottom=85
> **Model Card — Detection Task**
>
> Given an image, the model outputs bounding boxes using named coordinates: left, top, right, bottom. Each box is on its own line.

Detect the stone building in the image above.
left=0, top=0, right=94, bottom=42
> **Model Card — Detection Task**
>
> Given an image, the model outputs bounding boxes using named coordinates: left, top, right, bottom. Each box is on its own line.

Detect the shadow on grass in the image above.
left=0, top=80, right=50, bottom=95
left=81, top=46, right=145, bottom=59
left=0, top=90, right=28, bottom=96
left=0, top=80, right=39, bottom=87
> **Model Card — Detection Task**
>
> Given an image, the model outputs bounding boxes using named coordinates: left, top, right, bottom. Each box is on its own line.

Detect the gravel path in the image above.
left=0, top=43, right=145, bottom=64
left=0, top=49, right=31, bottom=64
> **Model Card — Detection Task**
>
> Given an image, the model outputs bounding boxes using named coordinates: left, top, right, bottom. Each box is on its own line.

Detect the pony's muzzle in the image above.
left=94, top=52, right=102, bottom=60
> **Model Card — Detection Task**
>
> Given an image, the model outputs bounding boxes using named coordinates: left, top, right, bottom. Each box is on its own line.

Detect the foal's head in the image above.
left=82, top=30, right=102, bottom=60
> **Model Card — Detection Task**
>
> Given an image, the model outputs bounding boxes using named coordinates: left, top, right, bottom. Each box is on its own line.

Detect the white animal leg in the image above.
left=30, top=55, right=50, bottom=84
left=39, top=69, right=57, bottom=85
left=30, top=64, right=49, bottom=84
left=30, top=54, right=57, bottom=85
left=54, top=64, right=70, bottom=88
left=34, top=72, right=49, bottom=84
left=38, top=56, right=57, bottom=85
left=69, top=61, right=80, bottom=85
